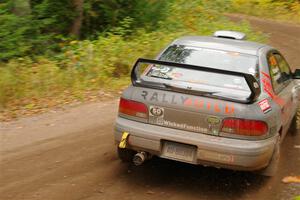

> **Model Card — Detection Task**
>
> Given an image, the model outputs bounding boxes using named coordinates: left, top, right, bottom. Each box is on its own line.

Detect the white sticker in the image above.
left=253, top=82, right=259, bottom=89
left=258, top=99, right=272, bottom=113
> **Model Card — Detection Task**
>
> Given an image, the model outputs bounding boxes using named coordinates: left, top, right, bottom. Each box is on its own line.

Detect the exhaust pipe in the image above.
left=133, top=152, right=150, bottom=166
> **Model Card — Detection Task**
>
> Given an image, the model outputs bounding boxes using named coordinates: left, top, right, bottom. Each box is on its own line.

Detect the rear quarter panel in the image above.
left=258, top=47, right=298, bottom=138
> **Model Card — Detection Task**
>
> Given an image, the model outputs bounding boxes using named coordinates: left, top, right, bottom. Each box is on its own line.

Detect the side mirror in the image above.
left=293, top=69, right=300, bottom=79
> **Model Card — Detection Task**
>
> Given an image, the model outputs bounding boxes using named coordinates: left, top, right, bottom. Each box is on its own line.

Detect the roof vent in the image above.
left=213, top=30, right=247, bottom=40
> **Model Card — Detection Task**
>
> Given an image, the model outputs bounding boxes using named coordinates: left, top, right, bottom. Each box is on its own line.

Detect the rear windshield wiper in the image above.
left=163, top=83, right=219, bottom=96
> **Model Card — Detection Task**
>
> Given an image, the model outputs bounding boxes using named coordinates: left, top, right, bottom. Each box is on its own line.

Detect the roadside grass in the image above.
left=0, top=0, right=267, bottom=121
left=230, top=0, right=300, bottom=24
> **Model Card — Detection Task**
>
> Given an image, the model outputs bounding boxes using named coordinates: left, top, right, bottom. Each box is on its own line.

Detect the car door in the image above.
left=267, top=51, right=294, bottom=136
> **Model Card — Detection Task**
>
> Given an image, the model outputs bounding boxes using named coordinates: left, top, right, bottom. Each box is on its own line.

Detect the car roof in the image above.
left=171, top=36, right=269, bottom=56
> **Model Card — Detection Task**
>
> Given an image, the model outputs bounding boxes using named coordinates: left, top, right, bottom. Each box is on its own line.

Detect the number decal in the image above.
left=149, top=106, right=164, bottom=117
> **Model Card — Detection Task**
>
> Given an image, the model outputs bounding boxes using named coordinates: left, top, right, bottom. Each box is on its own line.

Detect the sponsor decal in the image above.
left=149, top=106, right=164, bottom=117
left=269, top=55, right=278, bottom=67
left=141, top=91, right=235, bottom=115
left=161, top=120, right=208, bottom=133
left=258, top=99, right=272, bottom=113
left=207, top=116, right=221, bottom=125
left=148, top=105, right=209, bottom=133
left=253, top=82, right=259, bottom=89
left=207, top=116, right=221, bottom=135
left=149, top=106, right=164, bottom=125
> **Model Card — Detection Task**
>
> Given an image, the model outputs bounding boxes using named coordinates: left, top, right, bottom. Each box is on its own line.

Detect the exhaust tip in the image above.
left=133, top=152, right=147, bottom=166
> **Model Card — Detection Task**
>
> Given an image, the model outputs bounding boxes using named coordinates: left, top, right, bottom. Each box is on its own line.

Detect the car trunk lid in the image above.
left=131, top=87, right=237, bottom=136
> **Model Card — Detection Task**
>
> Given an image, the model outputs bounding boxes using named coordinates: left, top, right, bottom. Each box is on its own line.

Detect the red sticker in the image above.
left=261, top=71, right=285, bottom=107
left=258, top=99, right=272, bottom=113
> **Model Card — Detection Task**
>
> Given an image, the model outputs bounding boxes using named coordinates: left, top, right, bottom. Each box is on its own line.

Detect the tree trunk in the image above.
left=70, top=0, right=84, bottom=38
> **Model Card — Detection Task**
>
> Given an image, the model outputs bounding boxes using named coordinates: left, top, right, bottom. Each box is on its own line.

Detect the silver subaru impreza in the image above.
left=114, top=30, right=300, bottom=176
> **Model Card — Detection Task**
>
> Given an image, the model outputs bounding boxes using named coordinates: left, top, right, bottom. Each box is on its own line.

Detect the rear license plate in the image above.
left=162, top=141, right=197, bottom=162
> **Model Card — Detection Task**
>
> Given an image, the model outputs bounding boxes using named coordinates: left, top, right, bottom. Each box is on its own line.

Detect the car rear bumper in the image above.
left=114, top=117, right=277, bottom=171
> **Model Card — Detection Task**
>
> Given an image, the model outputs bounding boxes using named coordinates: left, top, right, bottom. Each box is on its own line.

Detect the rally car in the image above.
left=114, top=30, right=300, bottom=176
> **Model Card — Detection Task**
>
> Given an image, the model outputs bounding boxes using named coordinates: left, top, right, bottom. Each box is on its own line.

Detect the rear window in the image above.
left=134, top=61, right=257, bottom=102
left=143, top=64, right=249, bottom=92
left=159, top=45, right=258, bottom=75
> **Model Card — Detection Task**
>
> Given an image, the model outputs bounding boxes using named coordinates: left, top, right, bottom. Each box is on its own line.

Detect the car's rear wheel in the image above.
left=117, top=147, right=136, bottom=162
left=258, top=135, right=281, bottom=177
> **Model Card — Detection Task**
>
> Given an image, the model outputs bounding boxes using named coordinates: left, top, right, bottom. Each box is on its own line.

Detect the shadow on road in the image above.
left=111, top=126, right=300, bottom=199
left=121, top=157, right=268, bottom=200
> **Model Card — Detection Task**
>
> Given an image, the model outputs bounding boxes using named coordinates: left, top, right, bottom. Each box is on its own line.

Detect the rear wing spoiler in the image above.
left=131, top=58, right=261, bottom=104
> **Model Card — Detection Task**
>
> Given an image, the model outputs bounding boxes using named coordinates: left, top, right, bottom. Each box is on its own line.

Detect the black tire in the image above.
left=258, top=135, right=280, bottom=177
left=117, top=147, right=136, bottom=162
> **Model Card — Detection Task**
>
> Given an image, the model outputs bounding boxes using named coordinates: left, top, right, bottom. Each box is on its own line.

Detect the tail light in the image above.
left=221, top=118, right=268, bottom=136
left=119, top=98, right=148, bottom=119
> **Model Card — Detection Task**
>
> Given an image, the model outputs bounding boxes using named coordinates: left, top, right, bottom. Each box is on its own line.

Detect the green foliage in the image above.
left=0, top=0, right=76, bottom=61
left=32, top=0, right=75, bottom=34
left=0, top=0, right=170, bottom=60
left=0, top=0, right=267, bottom=113
left=0, top=0, right=266, bottom=117
left=0, top=14, right=34, bottom=60
left=81, top=0, right=170, bottom=38
left=3, top=0, right=299, bottom=62
left=230, top=0, right=300, bottom=23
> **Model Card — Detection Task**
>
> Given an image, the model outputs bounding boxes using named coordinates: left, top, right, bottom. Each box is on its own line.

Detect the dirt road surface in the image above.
left=1, top=16, right=300, bottom=200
